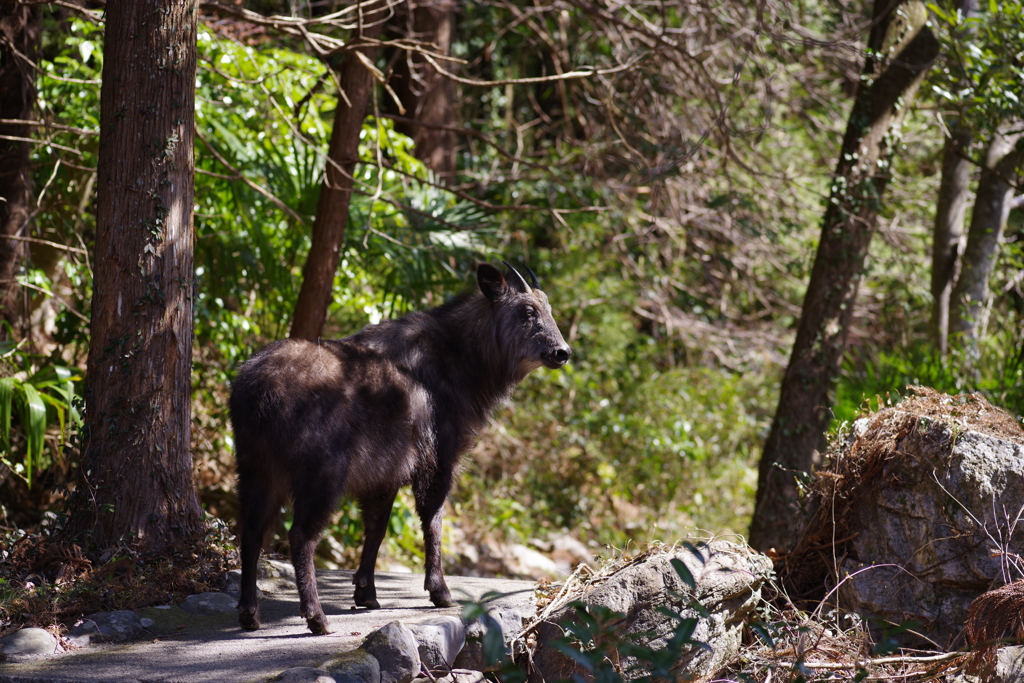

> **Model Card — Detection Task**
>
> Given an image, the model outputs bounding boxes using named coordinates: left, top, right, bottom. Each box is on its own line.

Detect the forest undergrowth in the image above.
left=1, top=0, right=1023, bottom=642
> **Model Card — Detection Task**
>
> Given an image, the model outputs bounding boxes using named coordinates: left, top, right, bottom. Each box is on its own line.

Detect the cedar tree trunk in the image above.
left=290, top=3, right=386, bottom=341
left=0, top=3, right=39, bottom=337
left=949, top=123, right=1024, bottom=358
left=748, top=0, right=939, bottom=553
left=70, top=0, right=202, bottom=549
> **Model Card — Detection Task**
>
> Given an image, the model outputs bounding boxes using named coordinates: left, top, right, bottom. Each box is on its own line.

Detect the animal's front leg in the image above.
left=415, top=466, right=454, bottom=608
left=422, top=504, right=453, bottom=607
left=354, top=491, right=397, bottom=609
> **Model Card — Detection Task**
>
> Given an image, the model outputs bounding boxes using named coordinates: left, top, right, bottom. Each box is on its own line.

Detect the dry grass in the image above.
left=0, top=516, right=238, bottom=639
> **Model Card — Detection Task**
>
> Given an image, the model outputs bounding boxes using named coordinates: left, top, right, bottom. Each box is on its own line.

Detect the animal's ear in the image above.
left=478, top=263, right=507, bottom=301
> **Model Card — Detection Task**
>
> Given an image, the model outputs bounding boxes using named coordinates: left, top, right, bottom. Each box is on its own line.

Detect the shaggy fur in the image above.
left=231, top=263, right=571, bottom=634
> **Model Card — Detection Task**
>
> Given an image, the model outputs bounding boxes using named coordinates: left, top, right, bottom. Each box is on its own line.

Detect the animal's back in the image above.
left=230, top=337, right=430, bottom=499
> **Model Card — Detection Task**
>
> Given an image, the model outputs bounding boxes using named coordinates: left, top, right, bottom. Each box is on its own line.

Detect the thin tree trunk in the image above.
left=69, top=0, right=202, bottom=550
left=290, top=2, right=386, bottom=341
left=930, top=126, right=972, bottom=355
left=0, top=3, right=39, bottom=338
left=949, top=122, right=1024, bottom=358
left=749, top=0, right=939, bottom=553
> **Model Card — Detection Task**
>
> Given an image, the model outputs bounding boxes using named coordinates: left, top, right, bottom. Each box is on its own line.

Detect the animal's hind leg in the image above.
left=290, top=488, right=342, bottom=635
left=236, top=470, right=282, bottom=631
left=353, top=491, right=397, bottom=609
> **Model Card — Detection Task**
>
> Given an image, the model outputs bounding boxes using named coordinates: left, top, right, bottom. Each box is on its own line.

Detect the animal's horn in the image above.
left=525, top=265, right=539, bottom=289
left=501, top=260, right=531, bottom=292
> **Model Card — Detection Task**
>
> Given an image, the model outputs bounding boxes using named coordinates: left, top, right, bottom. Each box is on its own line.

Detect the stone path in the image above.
left=0, top=570, right=536, bottom=683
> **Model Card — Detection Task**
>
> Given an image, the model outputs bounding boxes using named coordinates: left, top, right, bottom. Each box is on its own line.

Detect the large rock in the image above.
left=946, top=646, right=1024, bottom=683
left=453, top=601, right=531, bottom=672
left=321, top=648, right=381, bottom=683
left=406, top=616, right=465, bottom=671
left=272, top=667, right=337, bottom=683
left=179, top=591, right=238, bottom=615
left=362, top=621, right=421, bottom=683
left=830, top=407, right=1024, bottom=644
left=0, top=628, right=58, bottom=656
left=225, top=557, right=298, bottom=597
left=529, top=541, right=772, bottom=682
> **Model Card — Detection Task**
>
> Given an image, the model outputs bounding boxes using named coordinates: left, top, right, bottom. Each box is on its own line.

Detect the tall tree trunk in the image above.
left=290, top=2, right=385, bottom=341
left=388, top=1, right=456, bottom=182
left=949, top=122, right=1024, bottom=359
left=930, top=0, right=975, bottom=355
left=0, top=3, right=39, bottom=339
left=748, top=0, right=939, bottom=553
left=930, top=125, right=972, bottom=355
left=69, top=0, right=202, bottom=550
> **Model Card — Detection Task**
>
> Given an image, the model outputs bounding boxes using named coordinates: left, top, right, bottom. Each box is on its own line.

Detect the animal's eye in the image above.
left=524, top=307, right=535, bottom=318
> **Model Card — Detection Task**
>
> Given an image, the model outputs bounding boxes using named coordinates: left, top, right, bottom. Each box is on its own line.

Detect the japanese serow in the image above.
left=230, top=262, right=571, bottom=634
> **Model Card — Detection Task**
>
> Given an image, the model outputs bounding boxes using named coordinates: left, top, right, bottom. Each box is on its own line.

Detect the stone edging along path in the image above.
left=0, top=544, right=777, bottom=683
left=0, top=564, right=537, bottom=683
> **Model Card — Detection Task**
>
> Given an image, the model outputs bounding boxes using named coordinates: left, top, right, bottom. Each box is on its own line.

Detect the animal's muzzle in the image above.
left=543, top=345, right=572, bottom=368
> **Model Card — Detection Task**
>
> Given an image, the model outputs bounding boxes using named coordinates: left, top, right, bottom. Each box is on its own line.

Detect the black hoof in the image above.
left=307, top=614, right=334, bottom=635
left=429, top=590, right=454, bottom=608
left=354, top=585, right=380, bottom=609
left=239, top=609, right=261, bottom=631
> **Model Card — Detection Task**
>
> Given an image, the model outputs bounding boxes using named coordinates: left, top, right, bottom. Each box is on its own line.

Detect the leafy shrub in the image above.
left=0, top=344, right=82, bottom=490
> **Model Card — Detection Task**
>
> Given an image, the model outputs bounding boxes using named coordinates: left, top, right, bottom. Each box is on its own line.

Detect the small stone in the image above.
left=0, top=627, right=58, bottom=656
left=450, top=673, right=486, bottom=683
left=362, top=622, right=421, bottom=683
left=504, top=544, right=560, bottom=580
left=179, top=591, right=238, bottom=615
left=259, top=557, right=298, bottom=592
left=406, top=616, right=466, bottom=670
left=224, top=568, right=244, bottom=597
left=548, top=534, right=595, bottom=573
left=322, top=648, right=381, bottom=683
left=271, top=666, right=337, bottom=683
left=69, top=610, right=146, bottom=643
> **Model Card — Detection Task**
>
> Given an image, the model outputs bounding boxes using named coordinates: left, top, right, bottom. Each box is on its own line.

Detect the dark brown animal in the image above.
left=231, top=263, right=571, bottom=634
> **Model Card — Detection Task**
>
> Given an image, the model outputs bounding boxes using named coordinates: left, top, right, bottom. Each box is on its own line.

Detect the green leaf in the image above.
left=27, top=364, right=74, bottom=389
left=20, top=383, right=47, bottom=487
left=927, top=3, right=952, bottom=25
left=0, top=377, right=13, bottom=451
left=670, top=557, right=697, bottom=590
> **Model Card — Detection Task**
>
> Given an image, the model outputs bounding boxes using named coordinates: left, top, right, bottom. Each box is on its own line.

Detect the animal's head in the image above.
left=478, top=262, right=572, bottom=374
